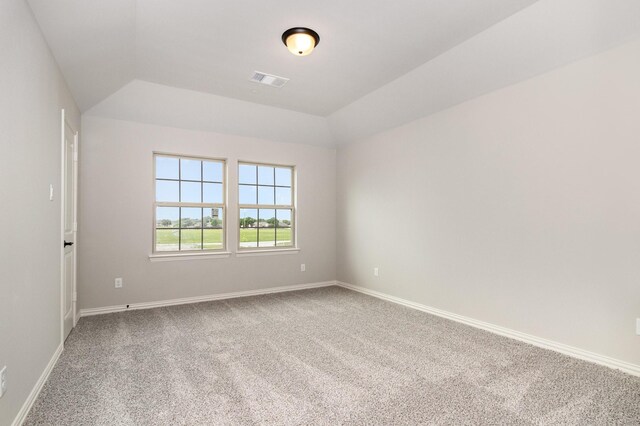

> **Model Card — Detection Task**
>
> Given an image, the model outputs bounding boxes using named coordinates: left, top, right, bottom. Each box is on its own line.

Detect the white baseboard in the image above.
left=79, top=281, right=337, bottom=317
left=11, top=280, right=638, bottom=426
left=12, top=343, right=63, bottom=426
left=336, top=281, right=640, bottom=377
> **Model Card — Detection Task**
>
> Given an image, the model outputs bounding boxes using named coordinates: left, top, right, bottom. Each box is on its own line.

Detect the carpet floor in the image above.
left=25, top=286, right=640, bottom=425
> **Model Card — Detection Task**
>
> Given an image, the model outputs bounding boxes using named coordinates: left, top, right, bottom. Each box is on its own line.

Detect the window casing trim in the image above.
left=148, top=251, right=232, bottom=262
left=152, top=152, right=228, bottom=254
left=235, top=247, right=300, bottom=257
left=237, top=161, right=296, bottom=251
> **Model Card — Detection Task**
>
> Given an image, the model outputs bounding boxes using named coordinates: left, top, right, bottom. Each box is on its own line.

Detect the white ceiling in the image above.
left=329, top=0, right=640, bottom=142
left=86, top=80, right=335, bottom=147
left=29, top=0, right=640, bottom=146
left=27, top=0, right=136, bottom=113
left=28, top=0, right=537, bottom=114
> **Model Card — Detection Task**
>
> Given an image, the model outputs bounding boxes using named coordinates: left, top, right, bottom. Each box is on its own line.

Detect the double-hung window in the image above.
left=154, top=154, right=226, bottom=253
left=238, top=162, right=295, bottom=250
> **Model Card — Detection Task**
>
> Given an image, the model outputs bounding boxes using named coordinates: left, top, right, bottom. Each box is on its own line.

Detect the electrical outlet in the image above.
left=300, top=264, right=306, bottom=272
left=374, top=267, right=379, bottom=277
left=0, top=366, right=7, bottom=399
left=115, top=278, right=123, bottom=288
left=636, top=318, right=640, bottom=336
left=49, top=184, right=54, bottom=201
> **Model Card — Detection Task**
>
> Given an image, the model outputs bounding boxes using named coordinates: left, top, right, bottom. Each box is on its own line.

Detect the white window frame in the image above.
left=152, top=152, right=227, bottom=255
left=237, top=161, right=296, bottom=251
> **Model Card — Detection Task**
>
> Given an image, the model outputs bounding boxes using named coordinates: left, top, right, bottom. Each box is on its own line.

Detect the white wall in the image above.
left=0, top=1, right=80, bottom=424
left=78, top=117, right=336, bottom=310
left=337, top=39, right=640, bottom=366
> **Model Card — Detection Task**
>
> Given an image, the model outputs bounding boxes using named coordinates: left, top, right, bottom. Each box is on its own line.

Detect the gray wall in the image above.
left=78, top=117, right=336, bottom=310
left=337, top=39, right=640, bottom=365
left=0, top=1, right=80, bottom=424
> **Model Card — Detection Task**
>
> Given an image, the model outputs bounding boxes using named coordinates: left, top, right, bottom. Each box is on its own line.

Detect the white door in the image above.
left=62, top=111, right=78, bottom=341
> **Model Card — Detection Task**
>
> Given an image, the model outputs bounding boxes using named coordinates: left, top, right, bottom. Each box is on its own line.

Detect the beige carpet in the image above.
left=26, top=286, right=640, bottom=425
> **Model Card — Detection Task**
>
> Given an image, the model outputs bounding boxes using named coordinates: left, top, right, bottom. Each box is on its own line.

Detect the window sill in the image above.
left=148, top=251, right=232, bottom=262
left=235, top=248, right=300, bottom=257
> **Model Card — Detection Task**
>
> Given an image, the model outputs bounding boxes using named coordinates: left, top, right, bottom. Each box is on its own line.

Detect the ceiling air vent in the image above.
left=249, top=71, right=289, bottom=88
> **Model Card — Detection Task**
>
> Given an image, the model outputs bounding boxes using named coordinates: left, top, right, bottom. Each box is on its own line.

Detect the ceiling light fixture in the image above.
left=282, top=27, right=320, bottom=56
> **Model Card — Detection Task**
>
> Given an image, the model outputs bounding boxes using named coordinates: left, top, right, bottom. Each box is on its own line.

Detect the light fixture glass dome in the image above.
left=282, top=28, right=320, bottom=56
left=285, top=33, right=315, bottom=56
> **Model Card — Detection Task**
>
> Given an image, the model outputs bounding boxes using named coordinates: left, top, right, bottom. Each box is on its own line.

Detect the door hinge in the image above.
left=73, top=222, right=78, bottom=232
left=73, top=151, right=78, bottom=162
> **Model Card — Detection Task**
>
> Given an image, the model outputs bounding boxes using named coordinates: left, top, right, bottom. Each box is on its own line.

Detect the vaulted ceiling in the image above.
left=28, top=0, right=640, bottom=145
left=27, top=0, right=536, bottom=114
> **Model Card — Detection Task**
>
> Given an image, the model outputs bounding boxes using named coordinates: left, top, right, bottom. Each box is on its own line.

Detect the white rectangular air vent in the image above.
left=249, top=71, right=289, bottom=88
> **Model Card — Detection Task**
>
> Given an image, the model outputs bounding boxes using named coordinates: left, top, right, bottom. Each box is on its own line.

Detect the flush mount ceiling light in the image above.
left=282, top=27, right=320, bottom=56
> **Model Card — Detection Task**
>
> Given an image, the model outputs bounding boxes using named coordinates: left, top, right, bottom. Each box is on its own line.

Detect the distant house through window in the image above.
left=238, top=162, right=295, bottom=249
left=154, top=153, right=226, bottom=253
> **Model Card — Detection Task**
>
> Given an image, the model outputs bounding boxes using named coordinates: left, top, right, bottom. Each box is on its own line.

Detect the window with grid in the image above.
left=238, top=162, right=294, bottom=249
left=154, top=154, right=225, bottom=252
